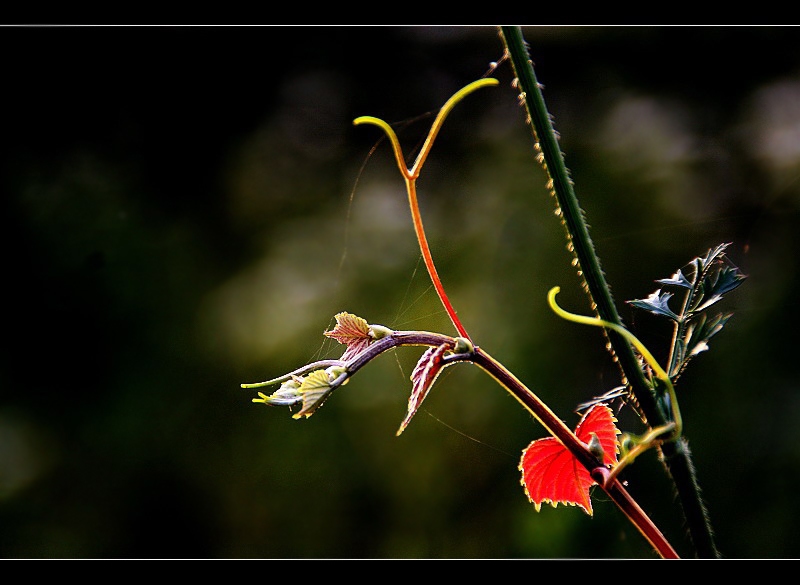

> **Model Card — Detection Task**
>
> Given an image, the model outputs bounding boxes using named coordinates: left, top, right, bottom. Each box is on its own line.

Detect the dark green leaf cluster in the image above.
left=628, top=243, right=746, bottom=380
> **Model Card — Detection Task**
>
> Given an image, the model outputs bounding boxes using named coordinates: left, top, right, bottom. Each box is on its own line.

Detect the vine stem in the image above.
left=499, top=25, right=718, bottom=558
left=468, top=347, right=679, bottom=559
left=405, top=178, right=470, bottom=340
left=328, top=330, right=679, bottom=559
left=352, top=76, right=680, bottom=557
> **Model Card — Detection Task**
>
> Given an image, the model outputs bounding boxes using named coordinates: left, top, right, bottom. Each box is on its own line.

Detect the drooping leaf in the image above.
left=252, top=376, right=304, bottom=407
left=519, top=404, right=620, bottom=516
left=397, top=343, right=450, bottom=436
left=324, top=312, right=373, bottom=361
left=628, top=290, right=680, bottom=321
left=293, top=369, right=335, bottom=419
left=657, top=269, right=692, bottom=289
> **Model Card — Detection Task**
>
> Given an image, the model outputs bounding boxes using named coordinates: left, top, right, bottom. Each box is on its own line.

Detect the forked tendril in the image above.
left=547, top=286, right=683, bottom=482
left=353, top=78, right=499, bottom=342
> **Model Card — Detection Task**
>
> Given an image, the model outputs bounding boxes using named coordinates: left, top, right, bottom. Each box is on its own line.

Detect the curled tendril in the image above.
left=548, top=286, right=670, bottom=383
left=353, top=78, right=498, bottom=181
left=547, top=286, right=683, bottom=482
left=353, top=78, right=499, bottom=342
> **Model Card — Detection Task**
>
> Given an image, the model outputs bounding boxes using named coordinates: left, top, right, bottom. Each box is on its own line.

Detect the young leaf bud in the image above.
left=368, top=324, right=393, bottom=340
left=587, top=432, right=605, bottom=461
left=452, top=336, right=474, bottom=355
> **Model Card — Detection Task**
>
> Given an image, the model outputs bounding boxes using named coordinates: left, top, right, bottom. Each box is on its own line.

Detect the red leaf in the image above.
left=519, top=404, right=620, bottom=516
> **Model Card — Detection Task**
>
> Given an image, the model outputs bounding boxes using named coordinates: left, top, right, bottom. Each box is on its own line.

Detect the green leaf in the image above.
left=686, top=312, right=731, bottom=356
left=628, top=290, right=680, bottom=321
left=657, top=269, right=692, bottom=289
left=628, top=243, right=746, bottom=380
left=691, top=264, right=746, bottom=314
left=293, top=369, right=335, bottom=419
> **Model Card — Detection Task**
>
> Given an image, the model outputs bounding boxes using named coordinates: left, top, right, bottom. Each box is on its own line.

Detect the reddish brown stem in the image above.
left=404, top=178, right=470, bottom=341
left=342, top=331, right=679, bottom=559
left=470, top=346, right=678, bottom=559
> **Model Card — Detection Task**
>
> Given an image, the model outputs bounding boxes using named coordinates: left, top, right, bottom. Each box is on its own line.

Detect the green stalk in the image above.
left=498, top=25, right=719, bottom=558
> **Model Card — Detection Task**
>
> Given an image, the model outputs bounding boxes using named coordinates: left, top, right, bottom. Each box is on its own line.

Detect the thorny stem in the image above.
left=499, top=25, right=718, bottom=558
left=549, top=285, right=687, bottom=484
left=666, top=292, right=695, bottom=380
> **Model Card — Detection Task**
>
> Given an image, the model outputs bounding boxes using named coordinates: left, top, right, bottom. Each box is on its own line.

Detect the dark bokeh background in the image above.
left=1, top=25, right=798, bottom=558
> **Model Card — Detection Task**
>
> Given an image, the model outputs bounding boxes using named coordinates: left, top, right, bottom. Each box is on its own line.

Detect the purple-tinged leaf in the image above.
left=397, top=343, right=450, bottom=436
left=324, top=312, right=373, bottom=361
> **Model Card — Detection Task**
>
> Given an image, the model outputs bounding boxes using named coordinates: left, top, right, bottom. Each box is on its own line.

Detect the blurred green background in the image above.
left=1, top=25, right=798, bottom=558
